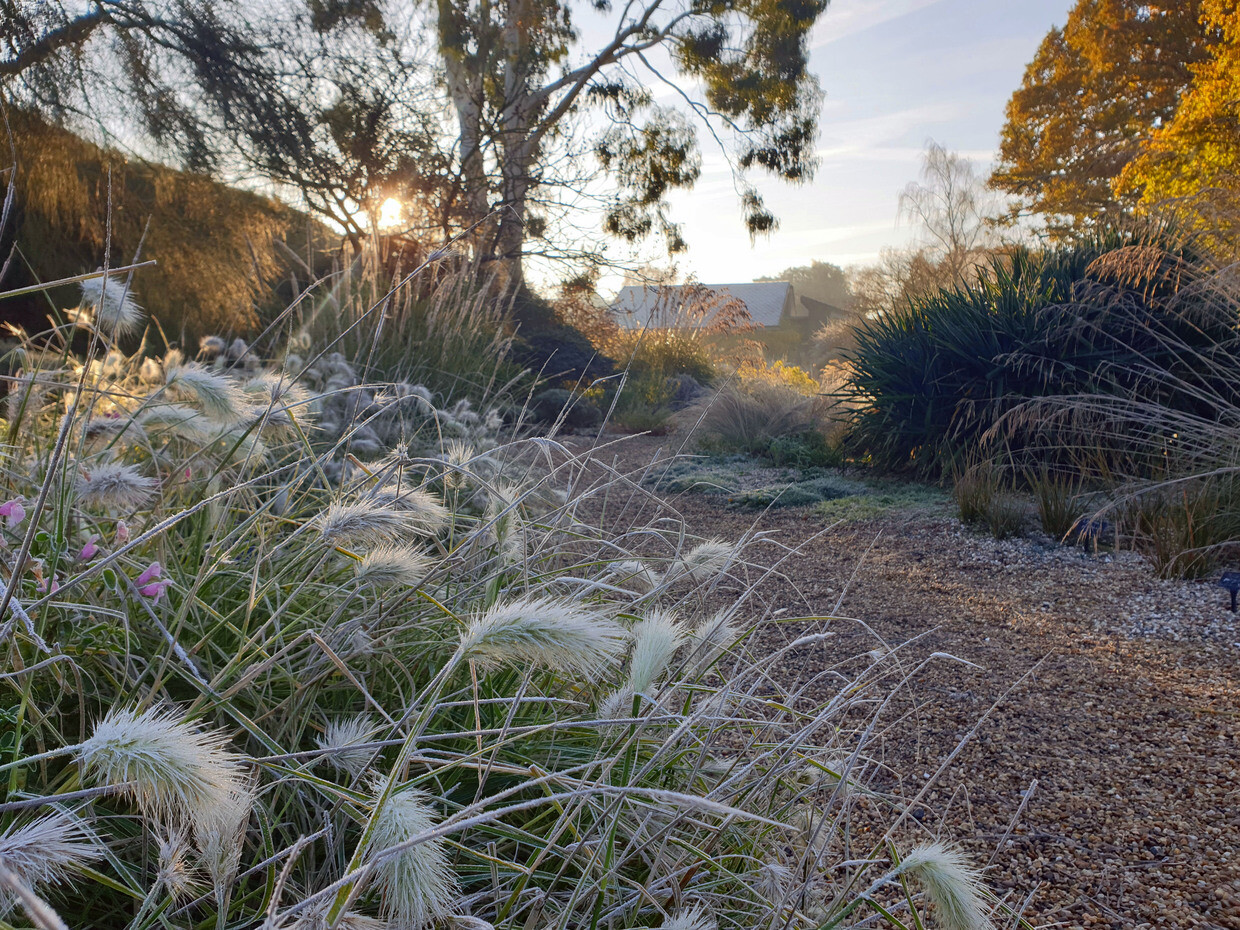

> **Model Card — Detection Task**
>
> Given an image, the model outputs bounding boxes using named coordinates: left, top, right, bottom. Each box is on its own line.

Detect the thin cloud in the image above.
left=811, top=0, right=948, bottom=49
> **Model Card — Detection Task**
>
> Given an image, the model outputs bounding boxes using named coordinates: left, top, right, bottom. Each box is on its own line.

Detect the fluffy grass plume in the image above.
left=0, top=813, right=100, bottom=906
left=78, top=705, right=251, bottom=839
left=369, top=485, right=451, bottom=536
left=457, top=596, right=626, bottom=677
left=78, top=275, right=145, bottom=337
left=627, top=611, right=685, bottom=693
left=365, top=786, right=459, bottom=929
left=316, top=716, right=380, bottom=777
left=670, top=538, right=735, bottom=583
left=75, top=462, right=158, bottom=510
left=658, top=904, right=716, bottom=930
left=895, top=842, right=994, bottom=930
left=165, top=360, right=245, bottom=423
left=355, top=545, right=434, bottom=588
left=686, top=608, right=740, bottom=673
left=317, top=500, right=425, bottom=548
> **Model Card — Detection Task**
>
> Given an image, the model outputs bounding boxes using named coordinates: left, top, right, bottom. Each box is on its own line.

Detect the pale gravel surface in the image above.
left=571, top=433, right=1240, bottom=929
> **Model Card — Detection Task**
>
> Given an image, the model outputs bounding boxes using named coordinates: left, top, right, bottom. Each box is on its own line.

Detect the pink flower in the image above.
left=138, top=581, right=169, bottom=603
left=79, top=534, right=100, bottom=560
left=36, top=577, right=60, bottom=595
left=183, top=467, right=192, bottom=481
left=0, top=499, right=26, bottom=527
left=135, top=561, right=161, bottom=587
left=116, top=520, right=129, bottom=543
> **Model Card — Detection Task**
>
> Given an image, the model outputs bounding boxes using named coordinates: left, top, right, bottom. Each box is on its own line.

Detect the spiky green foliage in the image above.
left=843, top=228, right=1237, bottom=475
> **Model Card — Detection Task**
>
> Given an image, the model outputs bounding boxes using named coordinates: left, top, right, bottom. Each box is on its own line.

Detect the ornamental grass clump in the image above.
left=0, top=269, right=1006, bottom=930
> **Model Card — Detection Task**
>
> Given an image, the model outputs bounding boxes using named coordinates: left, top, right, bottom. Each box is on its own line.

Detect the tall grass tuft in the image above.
left=0, top=268, right=1003, bottom=930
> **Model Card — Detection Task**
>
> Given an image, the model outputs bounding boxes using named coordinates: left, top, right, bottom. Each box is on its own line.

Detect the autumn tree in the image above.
left=991, top=0, right=1214, bottom=235
left=1118, top=0, right=1240, bottom=254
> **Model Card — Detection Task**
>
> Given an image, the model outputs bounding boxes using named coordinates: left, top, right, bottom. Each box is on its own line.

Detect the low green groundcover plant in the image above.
left=0, top=274, right=1005, bottom=930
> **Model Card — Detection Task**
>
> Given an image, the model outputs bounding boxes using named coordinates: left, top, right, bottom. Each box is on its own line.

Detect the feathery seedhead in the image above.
left=198, top=784, right=254, bottom=897
left=0, top=813, right=101, bottom=907
left=139, top=356, right=162, bottom=383
left=368, top=485, right=450, bottom=536
left=894, top=842, right=993, bottom=930
left=355, top=545, right=433, bottom=589
left=138, top=403, right=214, bottom=442
left=458, top=596, right=626, bottom=678
left=317, top=500, right=423, bottom=548
left=82, top=413, right=146, bottom=445
left=79, top=275, right=145, bottom=337
left=365, top=786, right=458, bottom=930
left=79, top=705, right=249, bottom=839
left=283, top=901, right=388, bottom=929
left=76, top=462, right=157, bottom=511
left=597, top=685, right=636, bottom=720
left=608, top=560, right=661, bottom=594
left=316, top=716, right=379, bottom=777
left=450, top=917, right=495, bottom=930
left=670, top=538, right=735, bottom=583
left=155, top=831, right=202, bottom=902
left=627, top=611, right=685, bottom=694
left=658, top=904, right=716, bottom=930
left=685, top=609, right=740, bottom=675
left=165, top=361, right=245, bottom=423
left=243, top=372, right=310, bottom=412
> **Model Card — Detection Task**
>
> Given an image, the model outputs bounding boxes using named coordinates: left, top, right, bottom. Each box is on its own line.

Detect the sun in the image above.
left=376, top=197, right=403, bottom=229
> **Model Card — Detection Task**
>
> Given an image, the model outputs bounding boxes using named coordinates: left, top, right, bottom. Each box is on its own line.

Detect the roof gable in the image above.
left=611, top=282, right=793, bottom=328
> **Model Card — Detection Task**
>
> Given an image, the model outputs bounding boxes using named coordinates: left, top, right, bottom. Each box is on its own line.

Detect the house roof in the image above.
left=611, top=282, right=793, bottom=328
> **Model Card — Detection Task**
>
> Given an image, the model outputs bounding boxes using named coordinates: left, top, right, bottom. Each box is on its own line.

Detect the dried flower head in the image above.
left=78, top=705, right=250, bottom=840
left=365, top=786, right=458, bottom=929
left=458, top=596, right=626, bottom=678
left=893, top=842, right=993, bottom=930
left=355, top=545, right=434, bottom=589
left=78, top=275, right=145, bottom=337
left=316, top=716, right=379, bottom=777
left=76, top=462, right=157, bottom=510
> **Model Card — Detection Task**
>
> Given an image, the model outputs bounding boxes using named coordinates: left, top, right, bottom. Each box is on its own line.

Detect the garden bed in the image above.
left=579, top=433, right=1240, bottom=929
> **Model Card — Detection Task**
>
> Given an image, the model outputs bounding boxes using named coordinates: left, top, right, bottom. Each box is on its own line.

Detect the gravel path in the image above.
left=573, top=434, right=1240, bottom=929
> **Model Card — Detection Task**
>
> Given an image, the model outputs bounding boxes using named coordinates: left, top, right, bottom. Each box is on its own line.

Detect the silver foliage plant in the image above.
left=0, top=287, right=1003, bottom=930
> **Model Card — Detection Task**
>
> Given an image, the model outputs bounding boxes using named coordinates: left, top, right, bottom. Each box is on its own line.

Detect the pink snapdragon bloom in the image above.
left=116, top=520, right=130, bottom=543
left=36, top=576, right=60, bottom=595
left=135, top=561, right=168, bottom=602
left=138, top=580, right=169, bottom=603
left=79, top=534, right=100, bottom=560
left=0, top=499, right=26, bottom=527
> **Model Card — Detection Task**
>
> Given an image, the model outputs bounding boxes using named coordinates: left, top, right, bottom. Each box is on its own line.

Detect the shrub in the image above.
left=1029, top=467, right=1087, bottom=541
left=954, top=461, right=1025, bottom=538
left=844, top=228, right=1232, bottom=475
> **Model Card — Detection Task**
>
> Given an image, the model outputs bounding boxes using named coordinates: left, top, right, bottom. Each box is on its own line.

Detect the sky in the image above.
left=650, top=0, right=1076, bottom=288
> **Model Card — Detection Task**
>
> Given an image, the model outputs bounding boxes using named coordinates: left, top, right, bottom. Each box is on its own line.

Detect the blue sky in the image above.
left=657, top=0, right=1075, bottom=285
